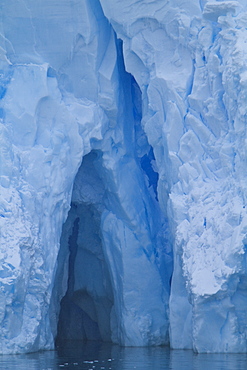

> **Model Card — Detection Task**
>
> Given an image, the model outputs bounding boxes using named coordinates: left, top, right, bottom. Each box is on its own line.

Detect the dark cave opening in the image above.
left=55, top=151, right=114, bottom=346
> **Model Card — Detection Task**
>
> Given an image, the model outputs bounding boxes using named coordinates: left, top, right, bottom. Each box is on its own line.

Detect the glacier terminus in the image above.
left=1, top=0, right=247, bottom=354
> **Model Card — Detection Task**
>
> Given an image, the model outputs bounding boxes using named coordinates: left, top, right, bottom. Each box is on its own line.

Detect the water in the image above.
left=0, top=341, right=247, bottom=370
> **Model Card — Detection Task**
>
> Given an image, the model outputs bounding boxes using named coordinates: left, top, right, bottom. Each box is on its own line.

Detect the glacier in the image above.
left=1, top=0, right=247, bottom=354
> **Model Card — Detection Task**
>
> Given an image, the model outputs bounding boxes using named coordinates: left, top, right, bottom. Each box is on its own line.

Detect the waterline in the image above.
left=1, top=341, right=247, bottom=369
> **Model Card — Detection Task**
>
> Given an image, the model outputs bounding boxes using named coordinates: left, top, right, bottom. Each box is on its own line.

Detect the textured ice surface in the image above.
left=1, top=0, right=247, bottom=354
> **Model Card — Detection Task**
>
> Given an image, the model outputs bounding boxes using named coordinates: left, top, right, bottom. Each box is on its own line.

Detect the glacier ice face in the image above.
left=1, top=0, right=247, bottom=354
left=0, top=0, right=170, bottom=353
left=100, top=0, right=247, bottom=352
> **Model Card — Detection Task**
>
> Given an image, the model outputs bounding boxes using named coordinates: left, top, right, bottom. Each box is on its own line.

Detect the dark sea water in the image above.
left=0, top=341, right=247, bottom=370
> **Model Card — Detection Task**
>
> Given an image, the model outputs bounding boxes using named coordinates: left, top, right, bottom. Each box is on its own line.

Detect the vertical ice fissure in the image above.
left=53, top=35, right=172, bottom=346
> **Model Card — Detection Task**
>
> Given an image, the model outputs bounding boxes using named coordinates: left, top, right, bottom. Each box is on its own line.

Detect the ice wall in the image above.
left=99, top=0, right=247, bottom=353
left=0, top=0, right=170, bottom=353
left=0, top=0, right=108, bottom=353
left=1, top=0, right=247, bottom=354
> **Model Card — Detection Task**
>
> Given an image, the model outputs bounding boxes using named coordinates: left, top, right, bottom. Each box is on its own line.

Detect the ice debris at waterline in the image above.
left=1, top=0, right=247, bottom=354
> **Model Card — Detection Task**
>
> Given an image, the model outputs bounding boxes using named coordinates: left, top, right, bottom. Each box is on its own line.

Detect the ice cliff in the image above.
left=1, top=0, right=247, bottom=354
